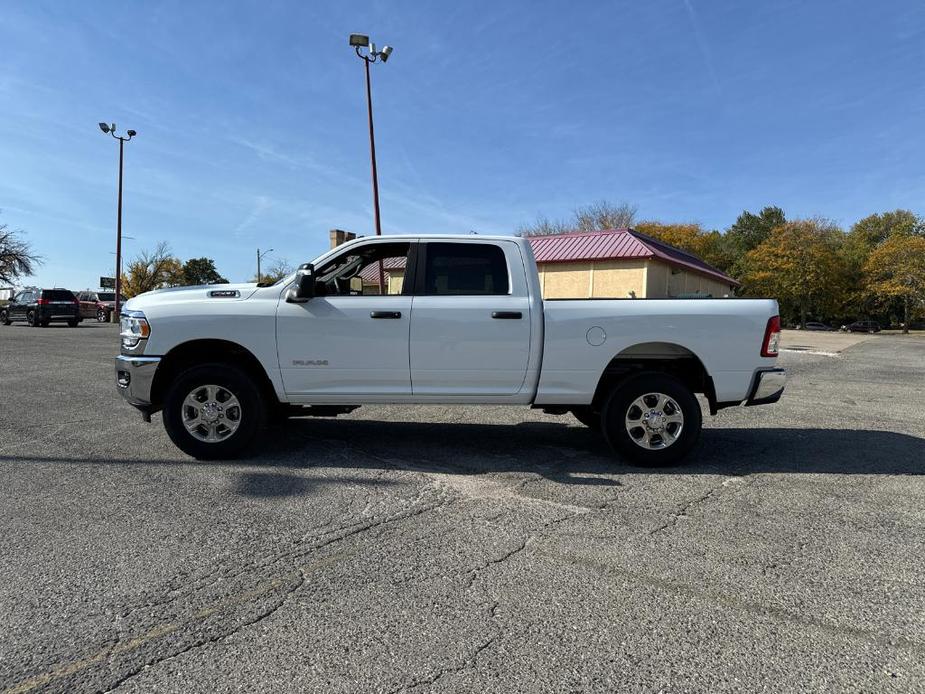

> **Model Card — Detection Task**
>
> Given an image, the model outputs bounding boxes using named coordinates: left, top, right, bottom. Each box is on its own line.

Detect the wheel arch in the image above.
left=150, top=339, right=280, bottom=412
left=590, top=341, right=718, bottom=413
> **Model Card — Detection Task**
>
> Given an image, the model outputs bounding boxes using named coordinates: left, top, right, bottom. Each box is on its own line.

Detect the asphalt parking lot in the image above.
left=2, top=323, right=924, bottom=693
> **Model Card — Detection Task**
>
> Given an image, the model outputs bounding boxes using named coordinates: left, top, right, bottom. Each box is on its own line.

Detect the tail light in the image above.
left=36, top=297, right=48, bottom=305
left=761, top=315, right=781, bottom=357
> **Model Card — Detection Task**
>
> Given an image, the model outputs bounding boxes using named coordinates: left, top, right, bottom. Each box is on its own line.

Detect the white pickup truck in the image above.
left=115, top=235, right=785, bottom=465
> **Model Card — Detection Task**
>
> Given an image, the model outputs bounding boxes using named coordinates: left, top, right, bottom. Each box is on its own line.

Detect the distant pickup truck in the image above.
left=115, top=235, right=785, bottom=465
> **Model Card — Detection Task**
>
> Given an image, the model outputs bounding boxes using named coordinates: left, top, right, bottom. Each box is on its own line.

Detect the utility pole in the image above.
left=257, top=247, right=273, bottom=284
left=349, top=33, right=393, bottom=293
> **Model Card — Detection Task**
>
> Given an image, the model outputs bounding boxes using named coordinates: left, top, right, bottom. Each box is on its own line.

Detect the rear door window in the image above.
left=422, top=243, right=509, bottom=296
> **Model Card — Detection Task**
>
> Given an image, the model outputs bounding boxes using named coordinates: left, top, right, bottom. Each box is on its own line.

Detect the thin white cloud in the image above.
left=683, top=0, right=722, bottom=95
left=233, top=195, right=273, bottom=235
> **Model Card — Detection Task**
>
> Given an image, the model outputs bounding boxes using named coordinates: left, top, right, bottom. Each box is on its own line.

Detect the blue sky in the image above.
left=2, top=1, right=924, bottom=289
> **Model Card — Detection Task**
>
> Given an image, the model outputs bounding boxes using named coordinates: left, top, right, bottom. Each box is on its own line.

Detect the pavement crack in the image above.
left=466, top=511, right=578, bottom=588
left=648, top=477, right=735, bottom=535
left=386, top=636, right=498, bottom=694
left=102, top=570, right=307, bottom=694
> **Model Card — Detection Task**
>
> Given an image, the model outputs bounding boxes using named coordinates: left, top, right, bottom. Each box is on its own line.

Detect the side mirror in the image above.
left=286, top=265, right=315, bottom=303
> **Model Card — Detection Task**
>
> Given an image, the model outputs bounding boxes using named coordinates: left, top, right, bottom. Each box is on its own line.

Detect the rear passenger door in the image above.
left=10, top=291, right=30, bottom=319
left=409, top=241, right=532, bottom=396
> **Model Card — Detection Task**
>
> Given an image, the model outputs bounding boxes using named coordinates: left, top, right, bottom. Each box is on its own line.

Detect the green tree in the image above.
left=847, top=210, right=923, bottom=254
left=724, top=206, right=787, bottom=281
left=725, top=206, right=787, bottom=256
left=863, top=234, right=925, bottom=333
left=843, top=210, right=925, bottom=321
left=181, top=257, right=228, bottom=286
left=740, top=219, right=847, bottom=328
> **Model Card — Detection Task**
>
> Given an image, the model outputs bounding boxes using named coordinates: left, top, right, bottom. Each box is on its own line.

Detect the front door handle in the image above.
left=491, top=311, right=522, bottom=319
left=370, top=311, right=402, bottom=319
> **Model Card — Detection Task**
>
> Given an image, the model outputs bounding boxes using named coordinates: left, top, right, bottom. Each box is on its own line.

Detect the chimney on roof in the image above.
left=329, top=229, right=356, bottom=249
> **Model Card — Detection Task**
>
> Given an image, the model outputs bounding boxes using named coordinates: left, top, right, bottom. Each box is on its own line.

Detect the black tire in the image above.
left=68, top=318, right=79, bottom=328
left=601, top=372, right=702, bottom=467
left=163, top=363, right=266, bottom=460
left=97, top=309, right=108, bottom=323
left=0, top=309, right=10, bottom=326
left=27, top=310, right=39, bottom=327
left=570, top=406, right=601, bottom=430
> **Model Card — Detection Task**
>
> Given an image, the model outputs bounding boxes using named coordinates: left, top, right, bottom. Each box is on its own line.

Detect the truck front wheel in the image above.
left=601, top=372, right=701, bottom=467
left=163, top=363, right=266, bottom=460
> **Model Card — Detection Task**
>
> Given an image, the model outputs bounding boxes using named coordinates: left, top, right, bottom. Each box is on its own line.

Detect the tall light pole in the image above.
left=98, top=122, right=136, bottom=318
left=256, top=248, right=274, bottom=284
left=350, top=33, right=392, bottom=292
left=109, top=235, right=136, bottom=290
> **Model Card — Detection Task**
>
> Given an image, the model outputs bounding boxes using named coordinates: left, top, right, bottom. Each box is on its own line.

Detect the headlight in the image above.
left=120, top=311, right=151, bottom=351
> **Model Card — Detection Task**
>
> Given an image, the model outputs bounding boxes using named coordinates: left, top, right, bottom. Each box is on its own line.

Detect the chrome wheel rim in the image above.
left=97, top=310, right=107, bottom=322
left=181, top=384, right=242, bottom=443
left=625, top=392, right=684, bottom=450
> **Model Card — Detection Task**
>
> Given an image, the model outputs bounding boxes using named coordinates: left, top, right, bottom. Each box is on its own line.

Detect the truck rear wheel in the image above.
left=163, top=363, right=266, bottom=460
left=601, top=372, right=701, bottom=467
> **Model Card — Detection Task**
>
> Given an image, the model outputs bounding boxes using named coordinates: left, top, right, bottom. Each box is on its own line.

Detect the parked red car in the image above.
left=75, top=291, right=116, bottom=322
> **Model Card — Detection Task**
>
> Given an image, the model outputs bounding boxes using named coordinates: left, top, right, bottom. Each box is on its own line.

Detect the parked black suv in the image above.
left=0, top=288, right=80, bottom=327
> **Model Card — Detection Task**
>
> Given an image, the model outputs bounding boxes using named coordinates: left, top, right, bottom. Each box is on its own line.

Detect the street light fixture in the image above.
left=98, top=122, right=137, bottom=318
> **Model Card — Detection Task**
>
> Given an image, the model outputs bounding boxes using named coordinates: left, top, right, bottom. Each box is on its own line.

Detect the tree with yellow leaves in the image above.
left=740, top=219, right=848, bottom=328
left=863, top=235, right=925, bottom=334
left=121, top=242, right=184, bottom=299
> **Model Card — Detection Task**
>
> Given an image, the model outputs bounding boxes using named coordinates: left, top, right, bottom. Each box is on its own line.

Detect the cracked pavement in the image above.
left=1, top=323, right=924, bottom=692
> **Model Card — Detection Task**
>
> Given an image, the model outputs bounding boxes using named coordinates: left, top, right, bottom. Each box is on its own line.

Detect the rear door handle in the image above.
left=491, top=311, right=522, bottom=319
left=370, top=311, right=402, bottom=319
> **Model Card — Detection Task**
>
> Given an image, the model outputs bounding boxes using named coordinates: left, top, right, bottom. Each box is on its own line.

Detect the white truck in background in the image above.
left=115, top=235, right=785, bottom=465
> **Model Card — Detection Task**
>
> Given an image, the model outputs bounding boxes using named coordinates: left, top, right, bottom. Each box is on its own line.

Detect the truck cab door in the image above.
left=409, top=241, right=532, bottom=396
left=276, top=241, right=415, bottom=398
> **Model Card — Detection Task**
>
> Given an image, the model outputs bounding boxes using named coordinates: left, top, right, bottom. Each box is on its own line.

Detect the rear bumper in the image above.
left=115, top=355, right=161, bottom=408
left=744, top=368, right=786, bottom=406
left=40, top=308, right=79, bottom=320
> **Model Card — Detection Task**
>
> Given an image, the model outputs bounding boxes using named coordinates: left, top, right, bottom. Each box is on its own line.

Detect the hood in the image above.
left=123, top=283, right=261, bottom=312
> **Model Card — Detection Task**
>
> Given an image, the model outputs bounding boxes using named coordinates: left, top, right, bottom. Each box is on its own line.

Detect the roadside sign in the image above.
left=100, top=276, right=116, bottom=289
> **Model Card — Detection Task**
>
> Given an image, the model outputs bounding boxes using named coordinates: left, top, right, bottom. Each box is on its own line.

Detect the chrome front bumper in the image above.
left=744, top=368, right=786, bottom=406
left=115, top=355, right=161, bottom=408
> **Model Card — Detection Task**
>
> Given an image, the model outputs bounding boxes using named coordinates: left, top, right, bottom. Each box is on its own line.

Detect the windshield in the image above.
left=98, top=292, right=115, bottom=301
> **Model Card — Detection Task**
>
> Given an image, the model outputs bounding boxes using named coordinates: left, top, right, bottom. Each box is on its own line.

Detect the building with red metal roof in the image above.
left=528, top=228, right=738, bottom=299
